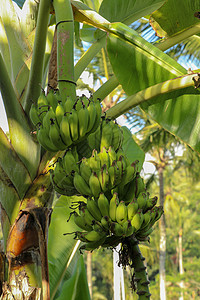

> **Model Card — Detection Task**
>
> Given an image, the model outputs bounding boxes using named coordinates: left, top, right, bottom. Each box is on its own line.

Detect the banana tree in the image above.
left=1, top=0, right=200, bottom=299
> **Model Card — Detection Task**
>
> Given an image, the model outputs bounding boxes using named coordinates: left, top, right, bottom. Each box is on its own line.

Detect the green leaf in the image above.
left=0, top=165, right=21, bottom=227
left=121, top=126, right=145, bottom=171
left=48, top=195, right=83, bottom=299
left=150, top=0, right=200, bottom=38
left=56, top=256, right=91, bottom=300
left=106, top=28, right=185, bottom=96
left=0, top=128, right=32, bottom=198
left=0, top=53, right=40, bottom=180
left=0, top=0, right=31, bottom=103
left=20, top=0, right=39, bottom=39
left=99, top=0, right=165, bottom=24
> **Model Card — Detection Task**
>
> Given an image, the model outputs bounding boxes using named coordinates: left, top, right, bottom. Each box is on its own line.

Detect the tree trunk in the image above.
left=158, top=166, right=166, bottom=300
left=178, top=228, right=184, bottom=300
left=87, top=251, right=92, bottom=298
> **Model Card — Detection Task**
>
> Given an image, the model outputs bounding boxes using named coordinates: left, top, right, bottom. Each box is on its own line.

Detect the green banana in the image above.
left=144, top=196, right=158, bottom=212
left=42, top=106, right=56, bottom=132
left=97, top=193, right=109, bottom=217
left=107, top=146, right=117, bottom=165
left=83, top=230, right=105, bottom=242
left=50, top=172, right=77, bottom=196
left=78, top=105, right=89, bottom=138
left=101, top=216, right=110, bottom=231
left=127, top=200, right=139, bottom=220
left=98, top=165, right=110, bottom=193
left=36, top=125, right=57, bottom=152
left=49, top=119, right=66, bottom=150
left=46, top=89, right=58, bottom=111
left=63, top=150, right=79, bottom=174
left=99, top=147, right=110, bottom=168
left=102, top=235, right=120, bottom=248
left=37, top=91, right=48, bottom=109
left=100, top=118, right=113, bottom=151
left=55, top=102, right=65, bottom=125
left=116, top=201, right=128, bottom=225
left=74, top=212, right=93, bottom=231
left=122, top=220, right=135, bottom=237
left=88, top=150, right=101, bottom=174
left=68, top=109, right=79, bottom=142
left=64, top=96, right=74, bottom=112
left=87, top=198, right=102, bottom=222
left=60, top=114, right=73, bottom=147
left=137, top=192, right=147, bottom=210
left=135, top=174, right=146, bottom=197
left=109, top=192, right=119, bottom=222
left=131, top=210, right=143, bottom=231
left=110, top=222, right=124, bottom=236
left=73, top=172, right=92, bottom=196
left=29, top=103, right=41, bottom=126
left=80, top=236, right=106, bottom=252
left=81, top=95, right=90, bottom=108
left=87, top=101, right=97, bottom=133
left=80, top=158, right=92, bottom=184
left=111, top=121, right=123, bottom=151
left=89, top=171, right=102, bottom=198
left=79, top=206, right=95, bottom=227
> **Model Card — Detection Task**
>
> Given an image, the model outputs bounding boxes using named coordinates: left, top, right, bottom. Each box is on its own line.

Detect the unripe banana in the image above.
left=107, top=146, right=117, bottom=165
left=116, top=201, right=128, bottom=224
left=101, top=216, right=110, bottom=231
left=81, top=94, right=90, bottom=108
left=55, top=102, right=65, bottom=125
left=102, top=235, right=120, bottom=248
left=89, top=171, right=102, bottom=198
left=119, top=161, right=138, bottom=187
left=42, top=107, right=55, bottom=131
left=109, top=192, right=119, bottom=222
left=87, top=198, right=102, bottom=222
left=74, top=212, right=93, bottom=231
left=92, top=220, right=104, bottom=233
left=122, top=220, right=135, bottom=237
left=80, top=236, right=106, bottom=252
left=108, top=164, right=115, bottom=188
left=110, top=222, right=124, bottom=236
left=88, top=150, right=100, bottom=174
left=131, top=210, right=143, bottom=231
left=84, top=230, right=105, bottom=242
left=99, top=147, right=110, bottom=168
left=111, top=122, right=123, bottom=151
left=135, top=174, right=146, bottom=197
left=60, top=114, right=73, bottom=147
left=37, top=125, right=57, bottom=152
left=144, top=196, right=158, bottom=212
left=78, top=105, right=89, bottom=138
left=64, top=96, right=74, bottom=112
left=80, top=158, right=92, bottom=184
left=37, top=91, right=48, bottom=109
left=50, top=171, right=77, bottom=196
left=29, top=103, right=41, bottom=126
left=127, top=200, right=139, bottom=220
left=100, top=118, right=113, bottom=151
left=46, top=89, right=58, bottom=111
left=98, top=165, right=110, bottom=193
left=137, top=192, right=147, bottom=210
left=63, top=150, right=79, bottom=174
left=79, top=206, right=95, bottom=227
left=68, top=109, right=79, bottom=142
left=73, top=172, right=92, bottom=196
left=97, top=193, right=109, bottom=217
left=87, top=101, right=97, bottom=133
left=49, top=119, right=67, bottom=150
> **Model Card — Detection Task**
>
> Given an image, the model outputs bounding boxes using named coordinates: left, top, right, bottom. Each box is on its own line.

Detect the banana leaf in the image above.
left=48, top=195, right=84, bottom=299
left=106, top=23, right=200, bottom=152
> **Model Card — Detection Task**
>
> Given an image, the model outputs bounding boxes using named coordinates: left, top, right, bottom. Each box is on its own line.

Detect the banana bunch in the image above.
left=73, top=147, right=139, bottom=199
left=87, top=116, right=124, bottom=153
left=70, top=189, right=163, bottom=251
left=29, top=90, right=102, bottom=152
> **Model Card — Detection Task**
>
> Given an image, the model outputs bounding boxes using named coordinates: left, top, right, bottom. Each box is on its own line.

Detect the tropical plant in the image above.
left=1, top=0, right=200, bottom=299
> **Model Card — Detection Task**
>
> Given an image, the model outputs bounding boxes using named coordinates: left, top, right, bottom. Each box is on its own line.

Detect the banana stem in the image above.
left=53, top=0, right=76, bottom=101
left=74, top=35, right=106, bottom=81
left=124, top=238, right=151, bottom=299
left=93, top=75, right=119, bottom=101
left=106, top=73, right=198, bottom=119
left=24, top=0, right=51, bottom=114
